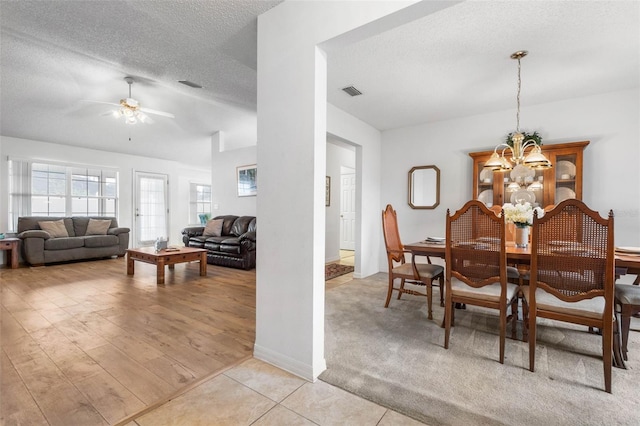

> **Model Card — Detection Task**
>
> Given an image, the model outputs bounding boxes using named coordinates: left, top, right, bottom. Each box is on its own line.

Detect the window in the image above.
left=8, top=159, right=118, bottom=231
left=189, top=183, right=211, bottom=224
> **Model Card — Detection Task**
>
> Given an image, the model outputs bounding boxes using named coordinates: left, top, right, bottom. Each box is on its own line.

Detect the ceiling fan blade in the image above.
left=139, top=107, right=175, bottom=119
left=80, top=99, right=121, bottom=108
left=137, top=111, right=154, bottom=124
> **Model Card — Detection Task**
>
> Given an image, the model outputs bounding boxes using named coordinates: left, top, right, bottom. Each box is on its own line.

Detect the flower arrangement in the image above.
left=502, top=202, right=544, bottom=227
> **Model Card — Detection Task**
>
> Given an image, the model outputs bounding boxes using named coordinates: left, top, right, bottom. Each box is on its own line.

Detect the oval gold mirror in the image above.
left=408, top=165, right=440, bottom=209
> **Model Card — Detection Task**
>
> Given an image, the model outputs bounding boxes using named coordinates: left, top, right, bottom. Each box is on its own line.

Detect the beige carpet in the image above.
left=320, top=273, right=640, bottom=426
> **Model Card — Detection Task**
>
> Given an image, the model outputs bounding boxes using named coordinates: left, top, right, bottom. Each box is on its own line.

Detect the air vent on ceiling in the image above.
left=341, top=85, right=362, bottom=97
left=178, top=80, right=203, bottom=89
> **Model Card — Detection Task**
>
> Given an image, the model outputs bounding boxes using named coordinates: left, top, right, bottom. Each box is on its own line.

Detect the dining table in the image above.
left=404, top=240, right=640, bottom=369
left=405, top=241, right=640, bottom=284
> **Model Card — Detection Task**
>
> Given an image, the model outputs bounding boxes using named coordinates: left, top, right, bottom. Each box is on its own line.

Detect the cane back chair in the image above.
left=525, top=199, right=615, bottom=393
left=444, top=200, right=519, bottom=363
left=382, top=204, right=444, bottom=320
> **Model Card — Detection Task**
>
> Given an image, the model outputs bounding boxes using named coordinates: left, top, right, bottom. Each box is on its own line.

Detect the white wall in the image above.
left=0, top=136, right=210, bottom=254
left=379, top=89, right=640, bottom=270
left=255, top=0, right=433, bottom=381
left=211, top=132, right=257, bottom=217
left=325, top=139, right=355, bottom=263
left=327, top=104, right=382, bottom=279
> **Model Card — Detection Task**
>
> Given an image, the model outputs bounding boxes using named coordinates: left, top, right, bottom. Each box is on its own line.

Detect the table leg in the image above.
left=10, top=245, right=19, bottom=269
left=127, top=254, right=134, bottom=275
left=200, top=252, right=207, bottom=276
left=157, top=259, right=165, bottom=284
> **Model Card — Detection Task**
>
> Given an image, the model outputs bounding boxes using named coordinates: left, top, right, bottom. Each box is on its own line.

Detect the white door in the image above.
left=134, top=172, right=168, bottom=247
left=340, top=172, right=356, bottom=250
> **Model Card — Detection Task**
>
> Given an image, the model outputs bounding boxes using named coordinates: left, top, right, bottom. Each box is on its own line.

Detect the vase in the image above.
left=515, top=225, right=530, bottom=248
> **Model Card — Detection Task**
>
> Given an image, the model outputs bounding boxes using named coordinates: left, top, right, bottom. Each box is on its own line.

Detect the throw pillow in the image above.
left=203, top=218, right=224, bottom=237
left=38, top=220, right=69, bottom=238
left=85, top=219, right=112, bottom=236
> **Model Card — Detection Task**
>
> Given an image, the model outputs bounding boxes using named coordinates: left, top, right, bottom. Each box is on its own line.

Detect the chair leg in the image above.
left=426, top=279, right=433, bottom=320
left=510, top=297, right=518, bottom=340
left=444, top=295, right=452, bottom=349
left=528, top=308, right=536, bottom=372
left=613, top=314, right=625, bottom=369
left=384, top=276, right=394, bottom=308
left=603, top=319, right=613, bottom=393
left=397, top=278, right=405, bottom=300
left=522, top=298, right=529, bottom=343
left=439, top=275, right=444, bottom=307
left=499, top=304, right=506, bottom=364
left=620, top=305, right=632, bottom=361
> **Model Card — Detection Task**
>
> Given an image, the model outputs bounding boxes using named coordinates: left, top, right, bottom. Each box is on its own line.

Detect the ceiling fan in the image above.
left=86, top=77, right=175, bottom=124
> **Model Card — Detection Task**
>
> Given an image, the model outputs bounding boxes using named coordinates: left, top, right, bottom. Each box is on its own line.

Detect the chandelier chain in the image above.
left=516, top=56, right=521, bottom=133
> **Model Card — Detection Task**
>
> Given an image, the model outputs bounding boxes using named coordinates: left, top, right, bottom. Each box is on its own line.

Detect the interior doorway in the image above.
left=326, top=137, right=357, bottom=273
left=340, top=169, right=356, bottom=251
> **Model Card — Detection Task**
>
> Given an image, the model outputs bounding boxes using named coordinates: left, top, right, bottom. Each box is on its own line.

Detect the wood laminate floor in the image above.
left=2, top=252, right=418, bottom=426
left=1, top=257, right=256, bottom=425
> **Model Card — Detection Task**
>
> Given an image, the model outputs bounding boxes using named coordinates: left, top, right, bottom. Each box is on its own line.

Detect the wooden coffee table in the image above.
left=126, top=246, right=208, bottom=284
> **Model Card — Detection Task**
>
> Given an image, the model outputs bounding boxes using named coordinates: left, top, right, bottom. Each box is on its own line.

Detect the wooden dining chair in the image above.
left=444, top=200, right=519, bottom=363
left=525, top=199, right=615, bottom=392
left=381, top=204, right=444, bottom=320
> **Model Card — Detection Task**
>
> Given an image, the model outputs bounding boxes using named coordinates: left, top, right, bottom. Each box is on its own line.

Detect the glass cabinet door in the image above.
left=470, top=141, right=588, bottom=210
left=552, top=152, right=579, bottom=205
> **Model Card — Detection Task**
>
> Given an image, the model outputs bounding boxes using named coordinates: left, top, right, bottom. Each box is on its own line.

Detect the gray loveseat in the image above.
left=17, top=216, right=130, bottom=266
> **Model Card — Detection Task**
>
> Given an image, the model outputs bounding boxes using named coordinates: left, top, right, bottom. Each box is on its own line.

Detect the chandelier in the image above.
left=484, top=51, right=552, bottom=171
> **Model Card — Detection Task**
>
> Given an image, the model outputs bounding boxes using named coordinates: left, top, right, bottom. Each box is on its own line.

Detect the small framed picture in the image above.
left=325, top=176, right=331, bottom=206
left=237, top=164, right=257, bottom=197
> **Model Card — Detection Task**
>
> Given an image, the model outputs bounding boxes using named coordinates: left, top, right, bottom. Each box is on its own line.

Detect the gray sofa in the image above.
left=17, top=216, right=130, bottom=266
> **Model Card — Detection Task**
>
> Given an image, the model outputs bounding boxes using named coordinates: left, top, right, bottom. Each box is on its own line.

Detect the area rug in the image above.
left=320, top=273, right=640, bottom=426
left=325, top=263, right=354, bottom=280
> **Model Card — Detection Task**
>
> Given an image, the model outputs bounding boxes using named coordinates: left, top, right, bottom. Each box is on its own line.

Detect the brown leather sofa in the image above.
left=181, top=215, right=256, bottom=270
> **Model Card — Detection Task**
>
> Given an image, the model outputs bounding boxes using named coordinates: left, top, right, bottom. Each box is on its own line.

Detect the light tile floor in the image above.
left=124, top=357, right=427, bottom=425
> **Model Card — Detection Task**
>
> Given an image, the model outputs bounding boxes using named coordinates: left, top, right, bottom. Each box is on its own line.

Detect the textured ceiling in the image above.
left=1, top=1, right=638, bottom=168
left=0, top=0, right=282, bottom=168
left=327, top=1, right=640, bottom=131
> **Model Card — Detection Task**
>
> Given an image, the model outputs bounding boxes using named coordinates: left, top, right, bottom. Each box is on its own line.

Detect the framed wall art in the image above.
left=325, top=176, right=331, bottom=206
left=237, top=164, right=257, bottom=197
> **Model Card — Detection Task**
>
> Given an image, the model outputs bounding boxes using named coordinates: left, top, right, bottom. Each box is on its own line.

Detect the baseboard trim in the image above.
left=253, top=343, right=326, bottom=382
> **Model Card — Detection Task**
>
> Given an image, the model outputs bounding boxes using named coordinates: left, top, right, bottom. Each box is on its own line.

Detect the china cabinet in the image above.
left=470, top=140, right=589, bottom=208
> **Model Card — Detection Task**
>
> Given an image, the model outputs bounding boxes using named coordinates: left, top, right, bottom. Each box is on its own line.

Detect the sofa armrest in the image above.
left=108, top=227, right=130, bottom=236
left=239, top=231, right=256, bottom=243
left=18, top=230, right=51, bottom=240
left=182, top=226, right=205, bottom=238
left=239, top=231, right=256, bottom=252
left=182, top=226, right=205, bottom=247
